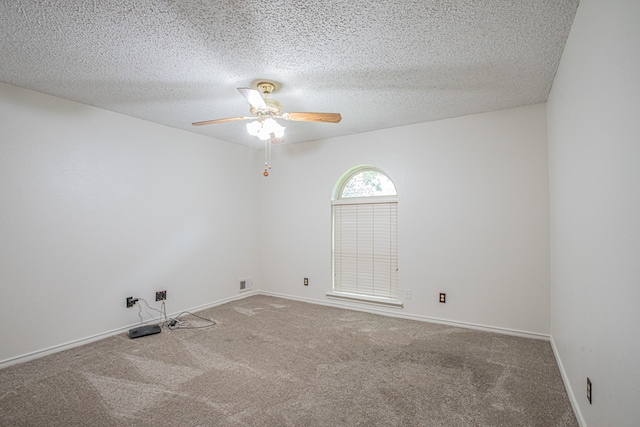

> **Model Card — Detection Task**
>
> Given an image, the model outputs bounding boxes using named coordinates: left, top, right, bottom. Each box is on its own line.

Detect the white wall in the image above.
left=0, top=85, right=551, bottom=364
left=547, top=0, right=640, bottom=425
left=0, top=83, right=260, bottom=363
left=259, top=104, right=550, bottom=335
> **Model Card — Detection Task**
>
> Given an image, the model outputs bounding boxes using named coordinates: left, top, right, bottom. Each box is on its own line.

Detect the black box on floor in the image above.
left=129, top=324, right=161, bottom=339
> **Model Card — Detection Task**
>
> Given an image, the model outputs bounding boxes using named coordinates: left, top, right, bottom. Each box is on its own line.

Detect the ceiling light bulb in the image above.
left=263, top=118, right=285, bottom=138
left=246, top=120, right=262, bottom=137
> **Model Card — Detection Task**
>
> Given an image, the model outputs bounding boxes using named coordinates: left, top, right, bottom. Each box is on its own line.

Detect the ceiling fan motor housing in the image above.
left=251, top=97, right=282, bottom=118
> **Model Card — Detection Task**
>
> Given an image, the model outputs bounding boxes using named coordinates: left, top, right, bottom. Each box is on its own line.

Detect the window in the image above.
left=330, top=166, right=400, bottom=307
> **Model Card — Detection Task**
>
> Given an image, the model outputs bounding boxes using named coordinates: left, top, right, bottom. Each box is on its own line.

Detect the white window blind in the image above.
left=333, top=201, right=398, bottom=299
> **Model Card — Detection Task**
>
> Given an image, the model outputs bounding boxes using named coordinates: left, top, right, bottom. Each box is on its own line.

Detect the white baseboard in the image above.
left=259, top=291, right=550, bottom=341
left=0, top=290, right=259, bottom=370
left=550, top=336, right=586, bottom=427
left=1, top=289, right=547, bottom=369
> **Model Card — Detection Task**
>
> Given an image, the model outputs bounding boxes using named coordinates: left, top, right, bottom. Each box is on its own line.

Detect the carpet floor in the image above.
left=0, top=295, right=578, bottom=426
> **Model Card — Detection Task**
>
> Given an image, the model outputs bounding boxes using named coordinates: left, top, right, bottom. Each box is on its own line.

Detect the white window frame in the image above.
left=328, top=167, right=401, bottom=308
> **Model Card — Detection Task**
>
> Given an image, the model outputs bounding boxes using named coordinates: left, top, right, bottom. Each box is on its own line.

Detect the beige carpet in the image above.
left=0, top=295, right=577, bottom=426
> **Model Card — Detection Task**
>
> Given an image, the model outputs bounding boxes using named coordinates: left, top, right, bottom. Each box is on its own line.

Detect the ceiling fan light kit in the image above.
left=246, top=118, right=285, bottom=141
left=192, top=81, right=342, bottom=176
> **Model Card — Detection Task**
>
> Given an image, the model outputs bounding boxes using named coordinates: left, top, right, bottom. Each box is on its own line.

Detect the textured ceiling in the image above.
left=0, top=0, right=578, bottom=148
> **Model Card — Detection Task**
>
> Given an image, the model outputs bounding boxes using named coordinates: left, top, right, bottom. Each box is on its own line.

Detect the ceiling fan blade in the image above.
left=192, top=116, right=253, bottom=126
left=237, top=87, right=267, bottom=110
left=282, top=112, right=342, bottom=123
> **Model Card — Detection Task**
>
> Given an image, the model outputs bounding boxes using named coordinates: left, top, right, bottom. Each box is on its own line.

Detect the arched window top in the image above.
left=331, top=165, right=400, bottom=306
left=335, top=166, right=397, bottom=200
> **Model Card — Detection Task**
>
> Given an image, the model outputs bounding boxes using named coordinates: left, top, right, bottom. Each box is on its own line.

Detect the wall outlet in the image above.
left=304, top=278, right=309, bottom=286
left=404, top=289, right=411, bottom=299
left=587, top=378, right=592, bottom=404
left=439, top=293, right=446, bottom=303
left=155, top=290, right=167, bottom=301
left=126, top=297, right=138, bottom=308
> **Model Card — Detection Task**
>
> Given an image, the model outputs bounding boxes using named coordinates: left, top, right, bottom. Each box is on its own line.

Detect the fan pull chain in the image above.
left=263, top=136, right=272, bottom=176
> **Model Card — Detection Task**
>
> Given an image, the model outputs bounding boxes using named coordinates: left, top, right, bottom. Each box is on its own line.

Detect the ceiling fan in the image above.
left=192, top=81, right=342, bottom=176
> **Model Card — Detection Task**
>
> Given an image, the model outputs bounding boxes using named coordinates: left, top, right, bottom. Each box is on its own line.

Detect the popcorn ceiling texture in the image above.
left=0, top=0, right=578, bottom=147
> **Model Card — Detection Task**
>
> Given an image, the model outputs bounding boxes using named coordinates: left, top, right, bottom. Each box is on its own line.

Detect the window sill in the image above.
left=326, top=292, right=404, bottom=308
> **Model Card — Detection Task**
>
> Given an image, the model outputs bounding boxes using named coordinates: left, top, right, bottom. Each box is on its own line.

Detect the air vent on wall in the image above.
left=239, top=277, right=253, bottom=292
